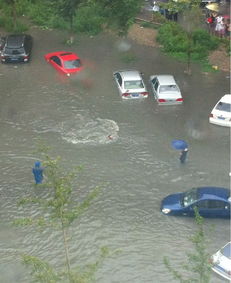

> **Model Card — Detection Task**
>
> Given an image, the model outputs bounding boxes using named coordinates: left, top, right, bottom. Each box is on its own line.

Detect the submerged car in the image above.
left=209, top=94, right=231, bottom=127
left=160, top=186, right=230, bottom=218
left=1, top=34, right=33, bottom=63
left=44, top=51, right=83, bottom=76
left=150, top=74, right=183, bottom=105
left=113, top=70, right=148, bottom=99
left=210, top=242, right=231, bottom=281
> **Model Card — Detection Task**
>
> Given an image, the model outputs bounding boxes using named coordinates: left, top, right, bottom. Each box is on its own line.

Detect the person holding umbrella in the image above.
left=171, top=140, right=189, bottom=164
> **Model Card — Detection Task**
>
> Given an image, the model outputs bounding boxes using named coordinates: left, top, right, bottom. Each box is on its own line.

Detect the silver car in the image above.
left=113, top=70, right=148, bottom=99
left=210, top=242, right=231, bottom=281
left=150, top=74, right=183, bottom=105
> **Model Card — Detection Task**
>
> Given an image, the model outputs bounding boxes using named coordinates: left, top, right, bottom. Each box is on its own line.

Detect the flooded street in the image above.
left=0, top=27, right=230, bottom=283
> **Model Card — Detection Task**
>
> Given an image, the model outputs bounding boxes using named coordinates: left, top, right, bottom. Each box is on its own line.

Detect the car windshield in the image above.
left=215, top=101, right=231, bottom=112
left=4, top=47, right=24, bottom=54
left=182, top=188, right=198, bottom=207
left=221, top=243, right=231, bottom=259
left=159, top=85, right=179, bottom=93
left=64, top=59, right=81, bottom=69
left=124, top=80, right=144, bottom=89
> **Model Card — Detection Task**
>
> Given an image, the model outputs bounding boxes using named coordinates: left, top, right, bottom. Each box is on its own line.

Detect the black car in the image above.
left=1, top=34, right=33, bottom=63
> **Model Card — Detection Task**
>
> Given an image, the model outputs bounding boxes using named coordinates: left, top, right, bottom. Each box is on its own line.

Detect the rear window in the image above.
left=221, top=243, right=231, bottom=259
left=159, top=85, right=179, bottom=93
left=124, top=80, right=144, bottom=89
left=64, top=59, right=81, bottom=69
left=216, top=101, right=231, bottom=112
left=4, top=47, right=24, bottom=55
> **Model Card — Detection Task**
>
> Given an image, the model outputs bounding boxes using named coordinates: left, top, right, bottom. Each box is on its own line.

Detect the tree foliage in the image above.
left=14, top=144, right=106, bottom=283
left=164, top=208, right=212, bottom=283
left=0, top=0, right=144, bottom=35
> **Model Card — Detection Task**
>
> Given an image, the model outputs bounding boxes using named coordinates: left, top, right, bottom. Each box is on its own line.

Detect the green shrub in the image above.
left=0, top=16, right=28, bottom=32
left=73, top=4, right=104, bottom=35
left=192, top=29, right=219, bottom=50
left=26, top=0, right=59, bottom=28
left=157, top=22, right=222, bottom=66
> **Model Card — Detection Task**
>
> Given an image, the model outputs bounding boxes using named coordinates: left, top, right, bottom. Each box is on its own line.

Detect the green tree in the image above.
left=14, top=144, right=106, bottom=283
left=93, top=0, right=143, bottom=35
left=164, top=208, right=212, bottom=283
left=0, top=0, right=28, bottom=31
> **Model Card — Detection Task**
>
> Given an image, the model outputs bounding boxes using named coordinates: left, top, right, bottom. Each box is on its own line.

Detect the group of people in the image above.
left=206, top=12, right=230, bottom=38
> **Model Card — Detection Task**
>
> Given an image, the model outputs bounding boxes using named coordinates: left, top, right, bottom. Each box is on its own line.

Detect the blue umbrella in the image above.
left=171, top=139, right=188, bottom=150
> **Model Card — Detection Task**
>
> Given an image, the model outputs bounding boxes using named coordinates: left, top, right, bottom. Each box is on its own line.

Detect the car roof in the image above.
left=118, top=70, right=142, bottom=81
left=6, top=34, right=26, bottom=48
left=197, top=187, right=230, bottom=201
left=155, top=75, right=176, bottom=85
left=219, top=94, right=231, bottom=103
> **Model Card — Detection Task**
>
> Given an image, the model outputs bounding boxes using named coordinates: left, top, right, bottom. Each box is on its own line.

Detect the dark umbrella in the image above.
left=171, top=139, right=188, bottom=150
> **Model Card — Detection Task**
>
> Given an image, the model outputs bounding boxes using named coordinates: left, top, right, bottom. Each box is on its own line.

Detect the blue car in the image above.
left=161, top=187, right=230, bottom=218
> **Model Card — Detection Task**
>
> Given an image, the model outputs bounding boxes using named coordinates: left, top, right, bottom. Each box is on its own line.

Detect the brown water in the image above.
left=0, top=26, right=230, bottom=282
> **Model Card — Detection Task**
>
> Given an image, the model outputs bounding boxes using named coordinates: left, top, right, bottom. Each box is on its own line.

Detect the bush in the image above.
left=157, top=22, right=222, bottom=64
left=72, top=4, right=104, bottom=35
left=0, top=16, right=28, bottom=32
left=157, top=22, right=188, bottom=52
left=26, top=0, right=59, bottom=28
left=192, top=29, right=219, bottom=51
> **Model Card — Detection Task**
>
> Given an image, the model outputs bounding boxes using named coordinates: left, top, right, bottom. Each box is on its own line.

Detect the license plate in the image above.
left=218, top=116, right=225, bottom=120
left=132, top=93, right=139, bottom=97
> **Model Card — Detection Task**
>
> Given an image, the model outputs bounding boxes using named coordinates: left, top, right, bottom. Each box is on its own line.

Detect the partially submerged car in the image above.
left=150, top=74, right=183, bottom=105
left=113, top=70, right=148, bottom=99
left=44, top=51, right=83, bottom=76
left=1, top=34, right=33, bottom=63
left=210, top=242, right=231, bottom=281
left=160, top=186, right=230, bottom=218
left=209, top=94, right=231, bottom=127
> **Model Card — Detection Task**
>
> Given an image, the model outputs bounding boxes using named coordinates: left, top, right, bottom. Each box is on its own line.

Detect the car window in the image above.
left=196, top=200, right=209, bottom=208
left=4, top=47, right=24, bottom=54
left=64, top=59, right=81, bottom=69
left=207, top=200, right=227, bottom=209
left=154, top=80, right=159, bottom=91
left=115, top=73, right=122, bottom=86
left=216, top=102, right=231, bottom=112
left=159, top=85, right=179, bottom=93
left=221, top=243, right=231, bottom=259
left=151, top=77, right=157, bottom=85
left=182, top=188, right=198, bottom=207
left=124, top=80, right=144, bottom=89
left=51, top=56, right=61, bottom=66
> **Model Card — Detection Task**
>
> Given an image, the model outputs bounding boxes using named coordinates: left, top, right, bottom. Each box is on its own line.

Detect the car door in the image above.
left=25, top=35, right=32, bottom=55
left=114, top=72, right=123, bottom=95
left=207, top=200, right=230, bottom=218
left=50, top=56, right=63, bottom=73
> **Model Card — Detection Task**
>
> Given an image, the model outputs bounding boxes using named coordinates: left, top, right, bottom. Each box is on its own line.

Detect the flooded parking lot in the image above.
left=0, top=26, right=230, bottom=282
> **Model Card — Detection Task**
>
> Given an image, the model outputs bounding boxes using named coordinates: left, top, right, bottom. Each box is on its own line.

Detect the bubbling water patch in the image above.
left=61, top=117, right=119, bottom=145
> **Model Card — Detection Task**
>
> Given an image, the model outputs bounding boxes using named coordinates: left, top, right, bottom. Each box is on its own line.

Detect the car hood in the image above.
left=161, top=193, right=183, bottom=210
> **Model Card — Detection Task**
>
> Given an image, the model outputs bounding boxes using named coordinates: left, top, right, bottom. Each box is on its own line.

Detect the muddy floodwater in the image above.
left=0, top=27, right=230, bottom=283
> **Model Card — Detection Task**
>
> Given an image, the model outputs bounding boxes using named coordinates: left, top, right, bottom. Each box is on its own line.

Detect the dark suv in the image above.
left=1, top=34, right=33, bottom=63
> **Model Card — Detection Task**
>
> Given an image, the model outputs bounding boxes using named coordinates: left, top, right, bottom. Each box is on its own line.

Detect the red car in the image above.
left=44, top=51, right=83, bottom=76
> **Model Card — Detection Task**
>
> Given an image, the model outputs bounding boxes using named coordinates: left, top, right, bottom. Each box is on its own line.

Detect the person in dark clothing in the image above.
left=32, top=161, right=44, bottom=184
left=180, top=148, right=188, bottom=164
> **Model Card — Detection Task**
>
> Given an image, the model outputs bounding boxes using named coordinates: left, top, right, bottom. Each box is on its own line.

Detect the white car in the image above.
left=210, top=242, right=231, bottom=281
left=209, top=94, right=231, bottom=127
left=113, top=70, right=148, bottom=99
left=150, top=74, right=183, bottom=105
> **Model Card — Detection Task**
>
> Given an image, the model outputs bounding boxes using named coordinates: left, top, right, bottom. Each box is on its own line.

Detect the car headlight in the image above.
left=162, top=208, right=171, bottom=214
